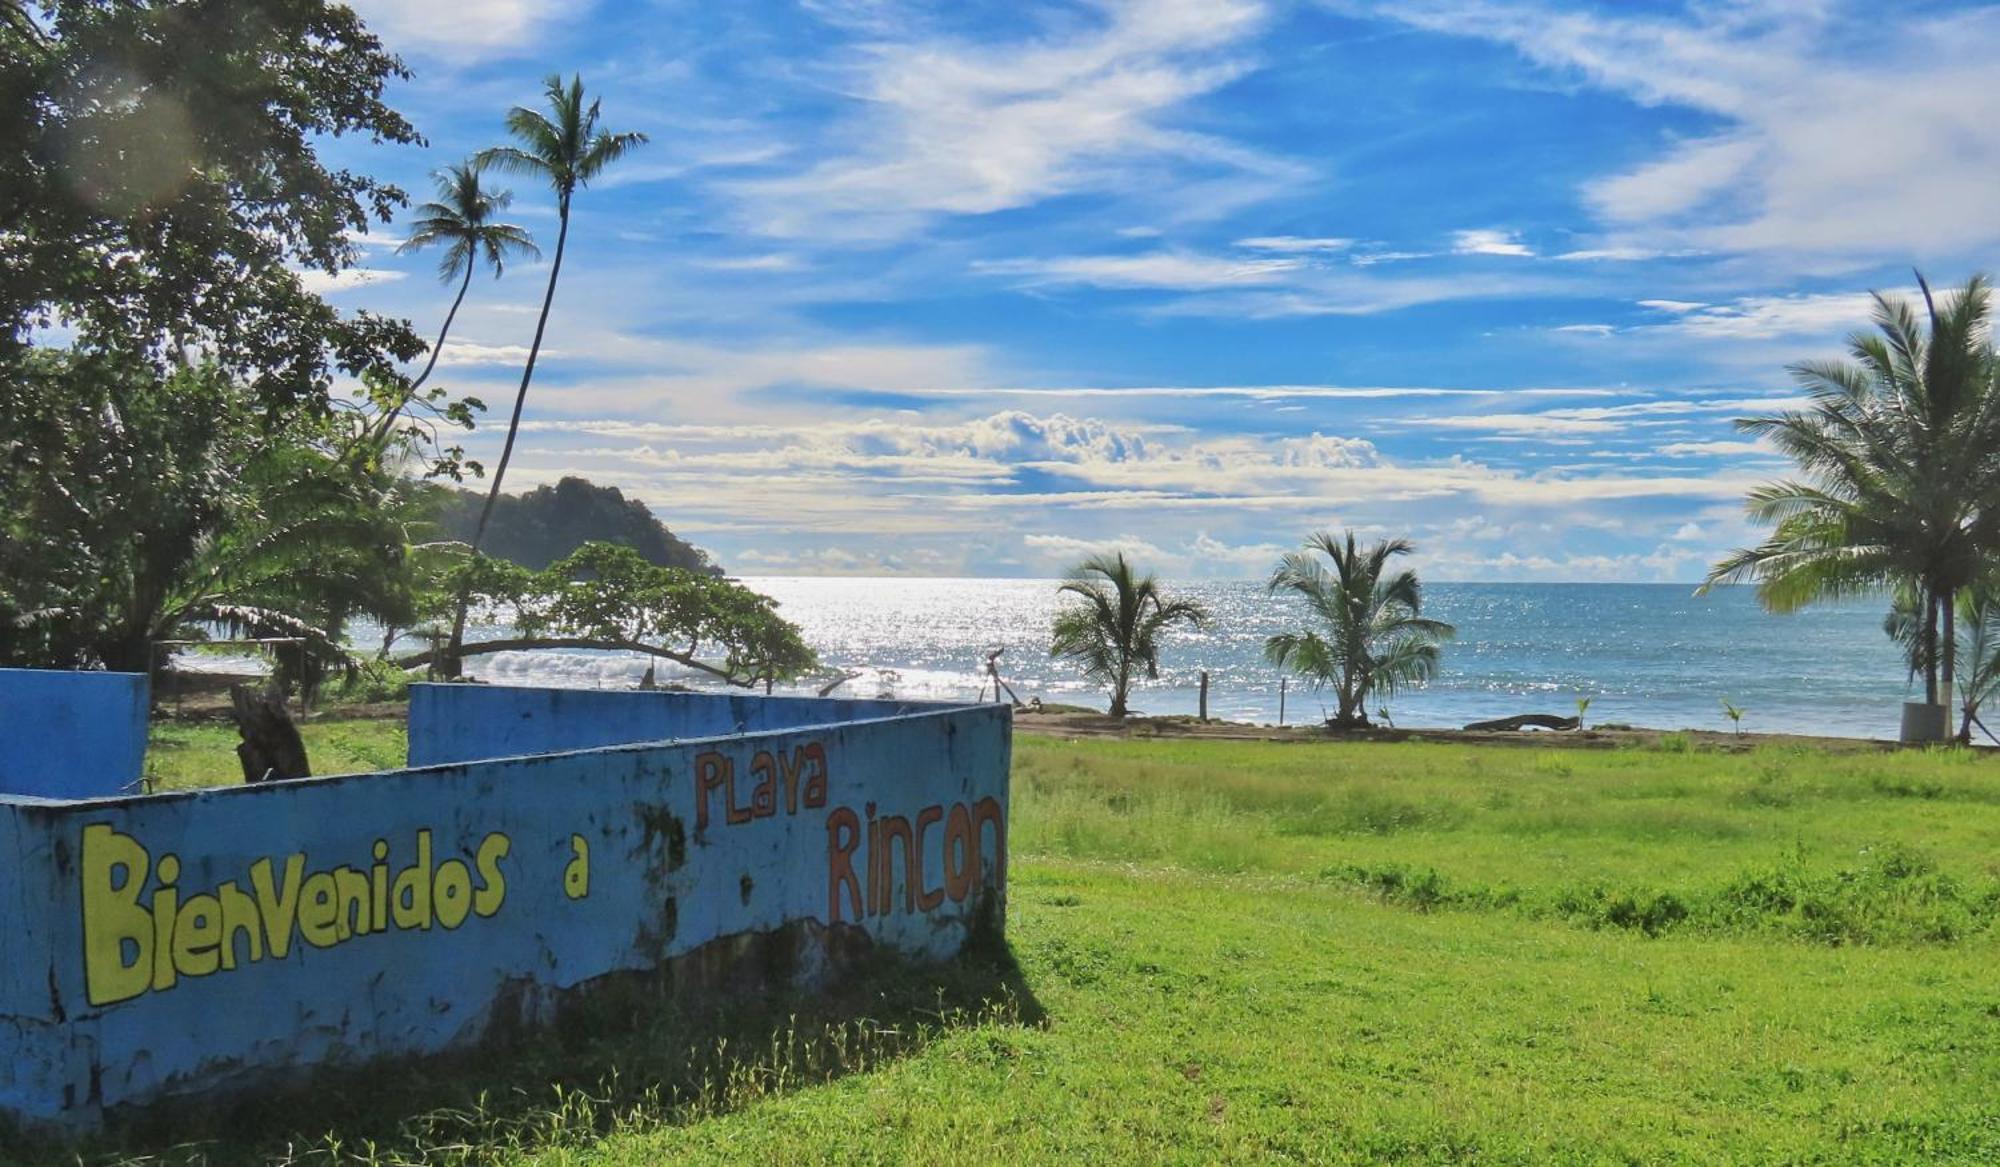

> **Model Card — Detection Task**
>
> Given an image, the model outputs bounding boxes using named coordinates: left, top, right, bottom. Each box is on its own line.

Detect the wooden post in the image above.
left=1198, top=671, right=1209, bottom=723
left=1278, top=677, right=1287, bottom=727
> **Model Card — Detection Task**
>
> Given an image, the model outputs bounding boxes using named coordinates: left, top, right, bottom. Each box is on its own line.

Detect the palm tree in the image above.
left=1049, top=552, right=1209, bottom=718
left=470, top=76, right=646, bottom=550
left=1264, top=532, right=1454, bottom=730
left=1701, top=274, right=1999, bottom=724
left=439, top=75, right=645, bottom=671
left=368, top=162, right=537, bottom=447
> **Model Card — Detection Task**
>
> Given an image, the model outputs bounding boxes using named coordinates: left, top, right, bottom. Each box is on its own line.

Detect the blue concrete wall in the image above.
left=407, top=684, right=972, bottom=766
left=0, top=689, right=1010, bottom=1129
left=0, top=668, right=149, bottom=800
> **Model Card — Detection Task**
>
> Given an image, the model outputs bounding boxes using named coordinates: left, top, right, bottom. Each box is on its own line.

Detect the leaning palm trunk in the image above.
left=440, top=205, right=570, bottom=676
left=366, top=261, right=470, bottom=447
left=439, top=76, right=644, bottom=676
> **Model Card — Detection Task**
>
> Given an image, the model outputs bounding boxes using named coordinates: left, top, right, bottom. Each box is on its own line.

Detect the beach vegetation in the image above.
left=0, top=352, right=428, bottom=683
left=1263, top=531, right=1454, bottom=730
left=395, top=542, right=816, bottom=690
left=1049, top=552, right=1211, bottom=718
left=1705, top=273, right=2000, bottom=732
left=102, top=722, right=2000, bottom=1164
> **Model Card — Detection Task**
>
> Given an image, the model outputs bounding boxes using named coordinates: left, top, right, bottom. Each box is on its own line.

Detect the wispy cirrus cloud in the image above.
left=1354, top=0, right=2000, bottom=264
left=972, top=250, right=1304, bottom=290
left=346, top=0, right=579, bottom=64
left=733, top=0, right=1295, bottom=239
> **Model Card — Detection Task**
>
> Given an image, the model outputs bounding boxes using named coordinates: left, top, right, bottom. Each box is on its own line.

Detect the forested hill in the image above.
left=435, top=478, right=723, bottom=575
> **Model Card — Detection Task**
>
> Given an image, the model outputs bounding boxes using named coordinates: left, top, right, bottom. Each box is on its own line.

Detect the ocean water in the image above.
left=407, top=579, right=1920, bottom=741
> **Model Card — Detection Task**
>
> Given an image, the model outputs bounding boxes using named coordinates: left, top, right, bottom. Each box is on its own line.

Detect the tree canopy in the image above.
left=1050, top=552, right=1209, bottom=718
left=3, top=0, right=426, bottom=413
left=398, top=543, right=814, bottom=690
left=1265, top=532, right=1454, bottom=730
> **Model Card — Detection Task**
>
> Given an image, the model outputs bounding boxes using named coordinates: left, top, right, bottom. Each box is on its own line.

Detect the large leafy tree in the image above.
left=0, top=350, right=411, bottom=676
left=2, top=0, right=426, bottom=411
left=1703, top=274, right=1999, bottom=715
left=1049, top=552, right=1210, bottom=719
left=435, top=74, right=645, bottom=672
left=396, top=543, right=816, bottom=691
left=2, top=0, right=434, bottom=678
left=1264, top=532, right=1454, bottom=730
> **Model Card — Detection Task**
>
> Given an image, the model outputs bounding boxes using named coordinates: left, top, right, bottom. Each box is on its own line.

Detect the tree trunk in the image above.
left=1111, top=660, right=1129, bottom=718
left=1941, top=585, right=1956, bottom=729
left=230, top=683, right=310, bottom=783
left=443, top=194, right=573, bottom=676
left=101, top=630, right=153, bottom=676
left=367, top=258, right=474, bottom=447
left=1924, top=588, right=1940, bottom=706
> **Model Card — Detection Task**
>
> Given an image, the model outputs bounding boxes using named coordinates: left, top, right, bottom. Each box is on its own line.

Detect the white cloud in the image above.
left=1657, top=439, right=1771, bottom=457
left=1407, top=395, right=1808, bottom=437
left=1235, top=235, right=1355, bottom=253
left=295, top=268, right=405, bottom=295
left=347, top=0, right=573, bottom=64
left=1637, top=290, right=1892, bottom=340
left=1452, top=228, right=1534, bottom=257
left=1024, top=532, right=1172, bottom=562
left=1366, top=2, right=2000, bottom=263
left=737, top=0, right=1290, bottom=238
left=1553, top=323, right=1615, bottom=336
left=436, top=340, right=552, bottom=367
left=696, top=254, right=805, bottom=272
left=1554, top=247, right=1689, bottom=262
left=973, top=250, right=1304, bottom=290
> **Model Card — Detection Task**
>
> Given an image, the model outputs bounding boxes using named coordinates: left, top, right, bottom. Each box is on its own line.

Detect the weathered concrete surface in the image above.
left=0, top=684, right=1010, bottom=1130
left=407, top=684, right=955, bottom=766
left=0, top=668, right=149, bottom=800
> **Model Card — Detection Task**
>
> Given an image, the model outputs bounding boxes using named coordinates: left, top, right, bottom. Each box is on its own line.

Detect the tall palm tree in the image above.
left=1702, top=274, right=1999, bottom=719
left=369, top=162, right=537, bottom=447
left=1050, top=552, right=1209, bottom=718
left=440, top=75, right=645, bottom=671
left=1264, top=532, right=1454, bottom=730
left=470, top=75, right=646, bottom=550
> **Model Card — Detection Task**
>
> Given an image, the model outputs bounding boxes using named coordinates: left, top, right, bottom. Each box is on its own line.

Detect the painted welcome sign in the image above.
left=0, top=679, right=1011, bottom=1130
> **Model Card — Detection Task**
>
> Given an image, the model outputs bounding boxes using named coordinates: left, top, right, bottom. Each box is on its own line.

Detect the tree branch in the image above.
left=395, top=636, right=751, bottom=686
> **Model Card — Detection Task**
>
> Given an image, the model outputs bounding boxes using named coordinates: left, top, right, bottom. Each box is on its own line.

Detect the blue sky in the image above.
left=321, top=0, right=2000, bottom=579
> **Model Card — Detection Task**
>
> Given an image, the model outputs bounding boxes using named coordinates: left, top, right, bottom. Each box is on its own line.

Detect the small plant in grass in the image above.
left=1722, top=699, right=1746, bottom=737
left=1576, top=696, right=1592, bottom=728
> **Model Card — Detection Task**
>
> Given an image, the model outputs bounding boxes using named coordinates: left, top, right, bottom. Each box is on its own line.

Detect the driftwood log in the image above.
left=229, top=683, right=311, bottom=783
left=1463, top=713, right=1581, bottom=733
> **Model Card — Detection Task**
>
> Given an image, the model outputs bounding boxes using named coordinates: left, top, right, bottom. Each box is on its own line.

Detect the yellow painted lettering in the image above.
left=392, top=829, right=432, bottom=930
left=564, top=834, right=590, bottom=901
left=172, top=893, right=223, bottom=978
left=80, top=824, right=154, bottom=1007
left=473, top=834, right=510, bottom=918
left=216, top=879, right=263, bottom=971
left=249, top=854, right=305, bottom=960
left=150, top=854, right=179, bottom=992
left=333, top=866, right=371, bottom=939
left=297, top=872, right=340, bottom=948
left=434, top=860, right=473, bottom=929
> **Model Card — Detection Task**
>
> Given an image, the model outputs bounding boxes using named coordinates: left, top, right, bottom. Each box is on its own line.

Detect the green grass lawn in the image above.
left=56, top=723, right=2000, bottom=1163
